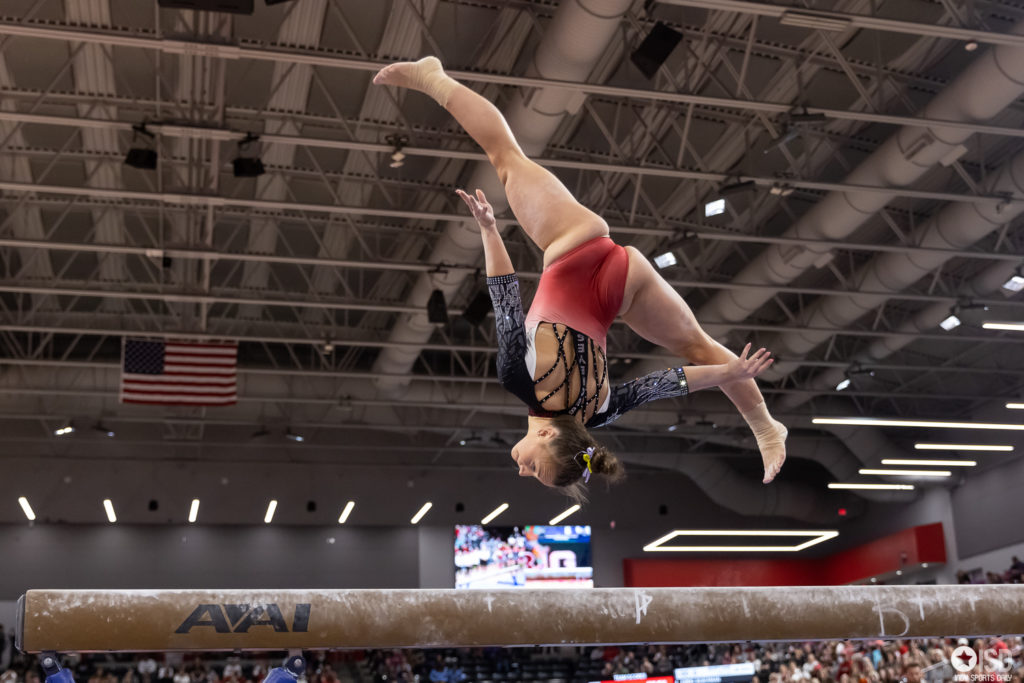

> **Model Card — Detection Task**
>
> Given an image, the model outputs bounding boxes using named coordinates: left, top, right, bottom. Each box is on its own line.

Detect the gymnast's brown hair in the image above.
left=547, top=414, right=625, bottom=501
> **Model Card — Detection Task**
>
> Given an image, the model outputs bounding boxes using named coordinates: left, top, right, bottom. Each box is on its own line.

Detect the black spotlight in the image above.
left=148, top=499, right=160, bottom=512
left=630, top=21, right=684, bottom=79
left=461, top=290, right=491, bottom=327
left=306, top=500, right=317, bottom=512
left=232, top=157, right=266, bottom=178
left=125, top=148, right=157, bottom=170
left=427, top=289, right=449, bottom=324
left=124, top=124, right=157, bottom=170
left=232, top=133, right=265, bottom=178
left=455, top=502, right=465, bottom=513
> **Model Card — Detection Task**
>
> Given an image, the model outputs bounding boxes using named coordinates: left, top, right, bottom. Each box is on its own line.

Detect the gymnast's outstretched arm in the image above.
left=456, top=188, right=512, bottom=277
left=588, top=344, right=773, bottom=428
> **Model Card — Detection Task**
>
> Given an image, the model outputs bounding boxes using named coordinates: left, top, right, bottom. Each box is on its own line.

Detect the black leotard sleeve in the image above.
left=586, top=366, right=689, bottom=428
left=486, top=274, right=541, bottom=410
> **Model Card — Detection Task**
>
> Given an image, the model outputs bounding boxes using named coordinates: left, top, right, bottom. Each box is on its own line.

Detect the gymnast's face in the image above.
left=511, top=425, right=556, bottom=487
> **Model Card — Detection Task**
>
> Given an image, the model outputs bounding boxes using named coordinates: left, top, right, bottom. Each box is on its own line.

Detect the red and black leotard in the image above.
left=487, top=238, right=689, bottom=428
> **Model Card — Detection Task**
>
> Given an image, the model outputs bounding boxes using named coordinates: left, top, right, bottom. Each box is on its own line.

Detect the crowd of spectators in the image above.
left=956, top=557, right=1024, bottom=585
left=0, top=635, right=1020, bottom=683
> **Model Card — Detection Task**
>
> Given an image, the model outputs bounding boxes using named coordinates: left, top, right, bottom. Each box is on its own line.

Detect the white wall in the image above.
left=951, top=456, right=1024, bottom=558
left=0, top=524, right=420, bottom=598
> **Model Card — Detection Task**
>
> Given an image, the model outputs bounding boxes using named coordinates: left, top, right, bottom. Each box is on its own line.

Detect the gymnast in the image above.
left=374, top=57, right=788, bottom=496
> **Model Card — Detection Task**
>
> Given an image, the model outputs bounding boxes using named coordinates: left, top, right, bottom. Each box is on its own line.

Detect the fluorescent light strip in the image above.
left=264, top=500, right=277, bottom=524
left=338, top=501, right=355, bottom=524
left=643, top=529, right=838, bottom=553
left=188, top=499, right=200, bottom=524
left=1007, top=402, right=1024, bottom=410
left=828, top=483, right=914, bottom=490
left=103, top=499, right=117, bottom=523
left=410, top=502, right=432, bottom=524
left=548, top=504, right=581, bottom=525
left=813, top=417, right=1024, bottom=431
left=17, top=496, right=35, bottom=521
left=983, top=322, right=1024, bottom=332
left=480, top=503, right=509, bottom=525
left=859, top=468, right=950, bottom=477
left=882, top=459, right=976, bottom=467
left=915, top=443, right=1013, bottom=452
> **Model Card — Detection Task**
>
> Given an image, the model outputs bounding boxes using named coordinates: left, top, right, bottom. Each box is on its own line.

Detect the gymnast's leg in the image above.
left=373, top=57, right=606, bottom=260
left=618, top=247, right=788, bottom=483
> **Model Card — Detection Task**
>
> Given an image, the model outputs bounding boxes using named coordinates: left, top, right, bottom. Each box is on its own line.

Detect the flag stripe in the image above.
left=122, top=339, right=238, bottom=407
left=123, top=396, right=238, bottom=405
left=162, top=365, right=235, bottom=375
left=122, top=386, right=237, bottom=397
left=123, top=374, right=236, bottom=386
left=164, top=344, right=238, bottom=353
left=164, top=356, right=235, bottom=367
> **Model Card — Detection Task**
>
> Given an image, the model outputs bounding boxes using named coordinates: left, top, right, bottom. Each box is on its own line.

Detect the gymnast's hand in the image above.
left=456, top=188, right=497, bottom=233
left=725, top=343, right=773, bottom=381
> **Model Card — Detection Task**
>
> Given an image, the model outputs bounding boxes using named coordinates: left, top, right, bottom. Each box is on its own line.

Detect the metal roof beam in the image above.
left=3, top=21, right=1024, bottom=139
left=3, top=356, right=1023, bottom=383
left=658, top=0, right=1023, bottom=48
left=1, top=110, right=1019, bottom=205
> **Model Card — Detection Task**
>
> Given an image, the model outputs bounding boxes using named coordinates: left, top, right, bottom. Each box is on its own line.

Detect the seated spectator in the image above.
left=222, top=660, right=241, bottom=681
left=902, top=662, right=923, bottom=683
left=156, top=664, right=174, bottom=683
left=1010, top=557, right=1024, bottom=582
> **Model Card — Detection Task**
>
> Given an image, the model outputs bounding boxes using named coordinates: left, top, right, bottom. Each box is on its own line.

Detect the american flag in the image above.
left=120, top=339, right=238, bottom=406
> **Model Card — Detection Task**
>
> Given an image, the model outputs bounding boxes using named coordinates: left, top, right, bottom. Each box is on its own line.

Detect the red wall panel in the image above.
left=623, top=523, right=947, bottom=587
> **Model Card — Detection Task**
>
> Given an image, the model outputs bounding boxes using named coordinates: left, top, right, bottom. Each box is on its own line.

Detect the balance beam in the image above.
left=17, top=585, right=1024, bottom=653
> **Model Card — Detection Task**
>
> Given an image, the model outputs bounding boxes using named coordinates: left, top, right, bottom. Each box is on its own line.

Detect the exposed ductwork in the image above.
left=237, top=0, right=328, bottom=320
left=767, top=145, right=1024, bottom=378
left=697, top=18, right=1024, bottom=329
left=777, top=258, right=1022, bottom=411
left=370, top=0, right=635, bottom=391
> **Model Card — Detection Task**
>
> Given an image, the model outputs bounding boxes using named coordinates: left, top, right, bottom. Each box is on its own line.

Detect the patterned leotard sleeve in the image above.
left=487, top=273, right=540, bottom=410
left=586, top=366, right=689, bottom=428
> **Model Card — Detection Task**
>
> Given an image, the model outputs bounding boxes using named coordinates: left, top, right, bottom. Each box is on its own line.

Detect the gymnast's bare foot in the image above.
left=373, top=56, right=444, bottom=89
left=756, top=419, right=788, bottom=483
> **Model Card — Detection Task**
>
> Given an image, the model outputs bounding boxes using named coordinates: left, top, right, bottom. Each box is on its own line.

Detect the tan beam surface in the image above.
left=17, top=586, right=1024, bottom=652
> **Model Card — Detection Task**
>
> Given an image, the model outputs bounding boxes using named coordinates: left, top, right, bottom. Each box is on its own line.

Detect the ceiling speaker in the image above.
left=630, top=22, right=683, bottom=79
left=157, top=0, right=254, bottom=15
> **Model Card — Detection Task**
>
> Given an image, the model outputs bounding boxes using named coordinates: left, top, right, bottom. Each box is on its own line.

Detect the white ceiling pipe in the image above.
left=699, top=18, right=1024, bottom=327
left=766, top=146, right=1024, bottom=375
left=66, top=0, right=129, bottom=312
left=370, top=0, right=636, bottom=390
left=299, top=0, right=449, bottom=326
left=0, top=54, right=56, bottom=304
left=777, top=260, right=1021, bottom=412
left=236, top=0, right=328, bottom=320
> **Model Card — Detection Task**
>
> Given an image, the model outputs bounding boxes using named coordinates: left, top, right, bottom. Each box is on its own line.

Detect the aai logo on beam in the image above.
left=175, top=604, right=311, bottom=633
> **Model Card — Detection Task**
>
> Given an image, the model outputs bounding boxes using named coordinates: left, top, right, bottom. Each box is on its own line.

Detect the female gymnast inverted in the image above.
left=374, top=58, right=788, bottom=496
